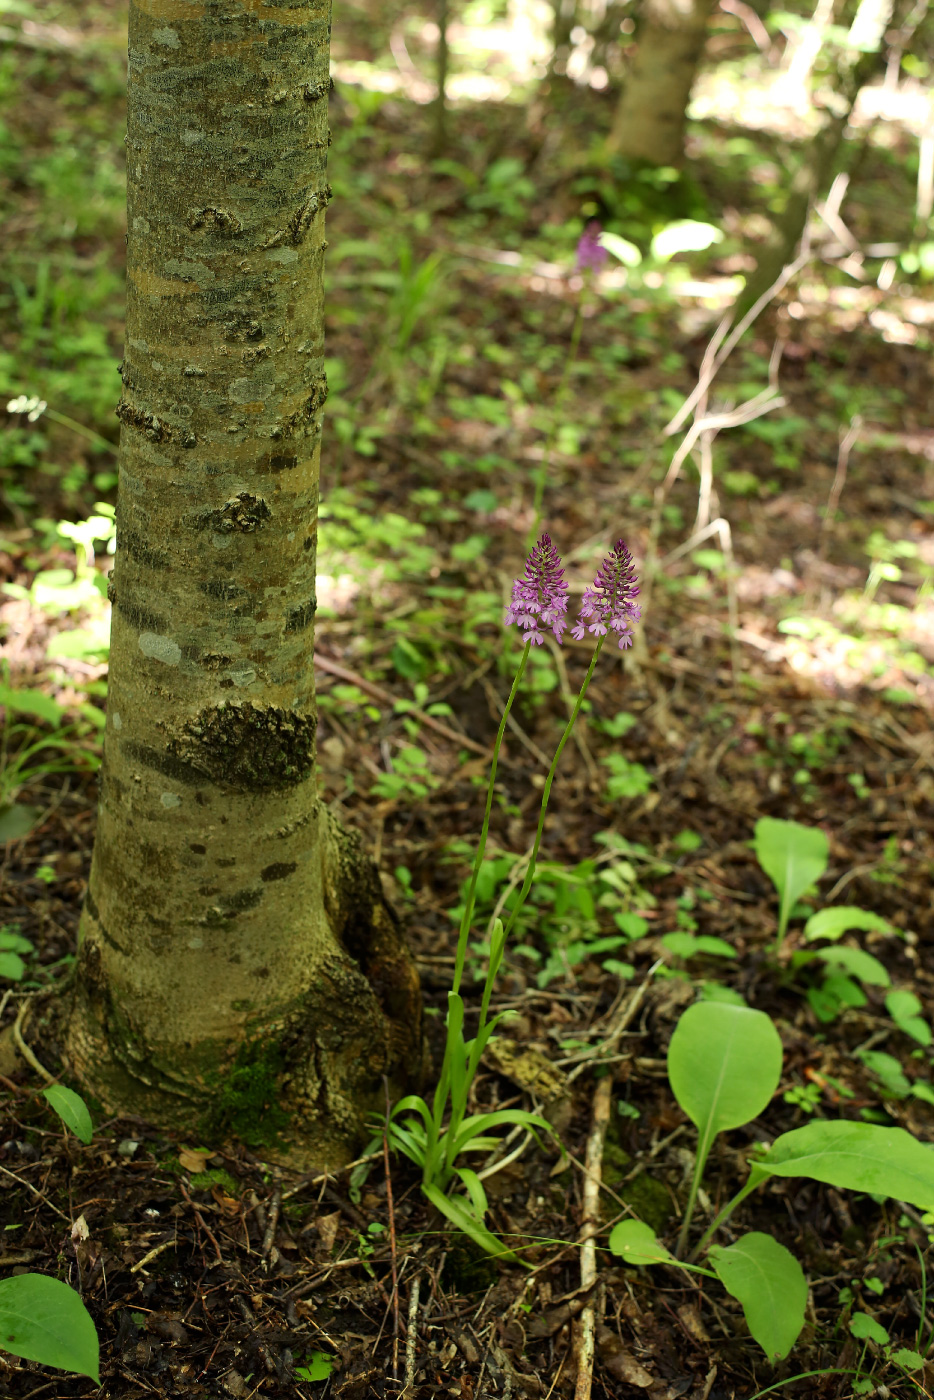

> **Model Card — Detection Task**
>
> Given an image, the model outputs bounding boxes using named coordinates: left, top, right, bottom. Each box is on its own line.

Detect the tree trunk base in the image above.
left=23, top=811, right=425, bottom=1171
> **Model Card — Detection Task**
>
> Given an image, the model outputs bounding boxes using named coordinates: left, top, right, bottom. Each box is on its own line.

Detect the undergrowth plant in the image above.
left=753, top=818, right=931, bottom=1054
left=0, top=1087, right=98, bottom=1381
left=609, top=999, right=934, bottom=1364
left=379, top=533, right=643, bottom=1255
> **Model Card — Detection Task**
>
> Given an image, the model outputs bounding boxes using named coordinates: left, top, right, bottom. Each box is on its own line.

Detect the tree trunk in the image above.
left=606, top=0, right=717, bottom=166
left=50, top=0, right=423, bottom=1166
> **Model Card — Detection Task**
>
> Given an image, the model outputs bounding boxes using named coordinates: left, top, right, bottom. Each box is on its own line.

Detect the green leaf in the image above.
left=758, top=1121, right=934, bottom=1208
left=0, top=928, right=33, bottom=954
left=295, top=1351, right=334, bottom=1381
left=0, top=686, right=63, bottom=726
left=455, top=1167, right=489, bottom=1219
left=848, top=1312, right=889, bottom=1345
left=450, top=1109, right=548, bottom=1159
left=607, top=1219, right=673, bottom=1266
left=813, top=947, right=890, bottom=987
left=0, top=951, right=26, bottom=981
left=662, top=932, right=735, bottom=960
left=886, top=991, right=932, bottom=1046
left=803, top=907, right=893, bottom=942
left=422, top=1183, right=516, bottom=1260
left=886, top=989, right=922, bottom=1020
left=42, top=1086, right=93, bottom=1145
left=890, top=1347, right=924, bottom=1369
left=598, top=231, right=641, bottom=267
left=754, top=818, right=829, bottom=943
left=0, top=1274, right=99, bottom=1381
left=0, top=804, right=41, bottom=843
left=857, top=1049, right=911, bottom=1099
left=651, top=220, right=723, bottom=260
left=708, top=1232, right=807, bottom=1362
left=668, top=1002, right=783, bottom=1184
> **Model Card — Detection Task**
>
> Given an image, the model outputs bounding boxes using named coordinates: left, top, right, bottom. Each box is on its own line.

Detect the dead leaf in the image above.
left=212, top=1185, right=241, bottom=1215
left=179, top=1147, right=211, bottom=1173
left=317, top=1209, right=341, bottom=1254
left=597, top=1326, right=653, bottom=1388
left=677, top=1303, right=710, bottom=1344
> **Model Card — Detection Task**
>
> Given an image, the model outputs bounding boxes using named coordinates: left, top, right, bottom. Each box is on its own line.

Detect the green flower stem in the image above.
left=527, top=297, right=586, bottom=550
left=500, top=636, right=606, bottom=949
left=688, top=1173, right=764, bottom=1263
left=451, top=640, right=530, bottom=997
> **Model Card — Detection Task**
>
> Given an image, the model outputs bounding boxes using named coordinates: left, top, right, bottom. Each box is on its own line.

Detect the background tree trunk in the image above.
left=606, top=0, right=717, bottom=166
left=55, top=0, right=423, bottom=1165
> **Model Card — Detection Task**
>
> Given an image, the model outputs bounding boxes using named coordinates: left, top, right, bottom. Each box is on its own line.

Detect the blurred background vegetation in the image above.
left=1, top=0, right=934, bottom=935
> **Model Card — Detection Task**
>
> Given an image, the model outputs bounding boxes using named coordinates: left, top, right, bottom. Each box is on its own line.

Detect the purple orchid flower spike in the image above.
left=505, top=533, right=570, bottom=645
left=572, top=538, right=642, bottom=649
left=575, top=221, right=608, bottom=275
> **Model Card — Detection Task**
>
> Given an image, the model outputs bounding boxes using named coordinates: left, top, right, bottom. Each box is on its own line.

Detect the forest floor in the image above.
left=2, top=2, right=934, bottom=1398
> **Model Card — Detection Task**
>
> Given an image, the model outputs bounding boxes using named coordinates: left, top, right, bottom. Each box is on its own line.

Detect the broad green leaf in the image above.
left=607, top=1219, right=673, bottom=1266
left=758, top=1121, right=934, bottom=1208
left=422, top=1183, right=516, bottom=1260
left=699, top=982, right=747, bottom=1006
left=0, top=686, right=63, bottom=726
left=754, top=819, right=829, bottom=943
left=0, top=804, right=41, bottom=843
left=598, top=231, right=641, bottom=267
left=0, top=951, right=26, bottom=981
left=662, top=932, right=735, bottom=960
left=813, top=947, right=890, bottom=987
left=652, top=220, right=723, bottom=260
left=858, top=1050, right=911, bottom=1098
left=803, top=907, right=893, bottom=942
left=668, top=1002, right=782, bottom=1185
left=886, top=991, right=932, bottom=1046
left=890, top=1348, right=924, bottom=1369
left=849, top=1312, right=889, bottom=1345
left=709, top=1232, right=806, bottom=1362
left=0, top=929, right=33, bottom=954
left=886, top=989, right=922, bottom=1020
left=42, top=1086, right=93, bottom=1145
left=0, top=1274, right=99, bottom=1381
left=296, top=1352, right=334, bottom=1381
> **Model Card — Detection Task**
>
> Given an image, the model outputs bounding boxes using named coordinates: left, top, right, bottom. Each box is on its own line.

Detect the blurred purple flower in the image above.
left=505, top=533, right=570, bottom=645
left=575, top=221, right=608, bottom=275
left=571, top=539, right=641, bottom=649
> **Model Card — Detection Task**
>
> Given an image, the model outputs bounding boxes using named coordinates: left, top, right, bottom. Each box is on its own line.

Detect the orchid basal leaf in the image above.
left=709, top=1232, right=807, bottom=1362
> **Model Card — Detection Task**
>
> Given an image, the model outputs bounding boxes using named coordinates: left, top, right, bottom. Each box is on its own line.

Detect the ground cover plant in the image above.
left=2, top=0, right=934, bottom=1396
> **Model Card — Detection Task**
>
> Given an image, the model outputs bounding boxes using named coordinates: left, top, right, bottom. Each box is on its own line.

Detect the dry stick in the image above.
left=819, top=414, right=862, bottom=560
left=566, top=959, right=661, bottom=1084
left=260, top=1185, right=281, bottom=1261
left=383, top=1079, right=401, bottom=1383
left=663, top=241, right=813, bottom=442
left=314, top=652, right=490, bottom=758
left=403, top=1274, right=421, bottom=1393
left=178, top=1180, right=224, bottom=1264
left=0, top=1160, right=70, bottom=1221
left=12, top=999, right=55, bottom=1084
left=479, top=674, right=551, bottom=768
left=573, top=1076, right=613, bottom=1400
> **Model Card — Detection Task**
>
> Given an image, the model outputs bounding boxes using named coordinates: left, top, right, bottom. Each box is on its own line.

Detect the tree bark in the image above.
left=606, top=0, right=717, bottom=167
left=50, top=0, right=423, bottom=1166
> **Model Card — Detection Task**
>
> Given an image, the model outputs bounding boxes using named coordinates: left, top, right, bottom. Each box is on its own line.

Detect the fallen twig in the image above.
left=573, top=1075, right=612, bottom=1400
left=315, top=651, right=490, bottom=757
left=404, top=1274, right=421, bottom=1392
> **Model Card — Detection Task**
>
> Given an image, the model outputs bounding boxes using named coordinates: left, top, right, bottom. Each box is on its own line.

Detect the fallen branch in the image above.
left=573, top=1075, right=613, bottom=1400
